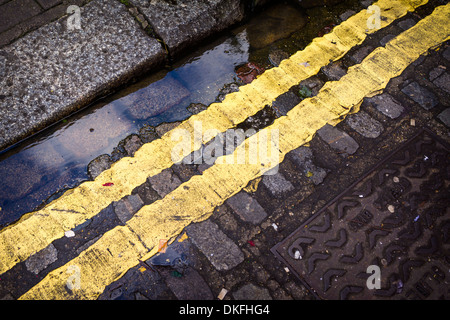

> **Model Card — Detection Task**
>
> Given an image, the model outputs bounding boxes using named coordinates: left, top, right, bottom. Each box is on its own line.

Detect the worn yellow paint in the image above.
left=20, top=3, right=450, bottom=299
left=0, top=0, right=428, bottom=275
left=243, top=177, right=262, bottom=193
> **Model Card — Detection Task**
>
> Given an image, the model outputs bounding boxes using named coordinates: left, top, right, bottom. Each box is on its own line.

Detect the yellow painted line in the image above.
left=19, top=3, right=450, bottom=299
left=0, top=0, right=428, bottom=275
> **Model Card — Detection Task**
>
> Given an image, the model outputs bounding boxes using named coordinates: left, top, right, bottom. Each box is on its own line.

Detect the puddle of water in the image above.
left=0, top=1, right=360, bottom=227
left=0, top=19, right=252, bottom=227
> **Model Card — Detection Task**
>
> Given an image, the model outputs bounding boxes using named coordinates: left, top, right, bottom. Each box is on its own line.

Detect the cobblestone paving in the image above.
left=0, top=0, right=449, bottom=300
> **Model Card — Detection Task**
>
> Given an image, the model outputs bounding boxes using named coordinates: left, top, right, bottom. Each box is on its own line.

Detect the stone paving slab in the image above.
left=133, top=0, right=246, bottom=58
left=0, top=0, right=166, bottom=151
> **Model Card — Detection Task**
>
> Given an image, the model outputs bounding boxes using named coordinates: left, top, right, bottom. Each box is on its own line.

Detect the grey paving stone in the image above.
left=155, top=121, right=182, bottom=138
left=262, top=172, right=294, bottom=197
left=367, top=93, right=404, bottom=119
left=289, top=146, right=327, bottom=185
left=36, top=0, right=61, bottom=10
left=345, top=111, right=384, bottom=138
left=339, top=10, right=356, bottom=21
left=134, top=0, right=245, bottom=57
left=232, top=283, right=272, bottom=300
left=186, top=220, right=244, bottom=271
left=147, top=169, right=182, bottom=198
left=25, top=244, right=58, bottom=274
left=317, top=124, right=359, bottom=156
left=380, top=34, right=396, bottom=46
left=401, top=82, right=438, bottom=110
left=437, top=108, right=450, bottom=128
left=433, top=72, right=450, bottom=94
left=298, top=76, right=324, bottom=96
left=0, top=0, right=166, bottom=151
left=216, top=83, right=240, bottom=102
left=138, top=124, right=159, bottom=143
left=268, top=49, right=290, bottom=67
left=272, top=91, right=301, bottom=117
left=226, top=191, right=268, bottom=224
left=350, top=46, right=373, bottom=64
left=398, top=18, right=416, bottom=30
left=429, top=67, right=445, bottom=82
left=162, top=266, right=214, bottom=300
left=321, top=61, right=346, bottom=81
left=123, top=134, right=143, bottom=156
left=87, top=154, right=112, bottom=180
left=114, top=194, right=144, bottom=224
left=360, top=0, right=374, bottom=8
left=187, top=103, right=208, bottom=115
left=133, top=182, right=160, bottom=205
left=443, top=47, right=450, bottom=61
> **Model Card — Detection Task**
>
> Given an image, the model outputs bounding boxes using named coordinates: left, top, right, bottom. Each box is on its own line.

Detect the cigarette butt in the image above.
left=218, top=288, right=228, bottom=300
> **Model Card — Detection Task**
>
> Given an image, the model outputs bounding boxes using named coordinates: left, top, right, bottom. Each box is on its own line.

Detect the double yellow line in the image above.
left=3, top=0, right=449, bottom=299
left=0, top=0, right=427, bottom=276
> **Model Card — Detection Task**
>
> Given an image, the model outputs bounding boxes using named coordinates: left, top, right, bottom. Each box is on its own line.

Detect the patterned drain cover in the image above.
left=272, top=128, right=450, bottom=300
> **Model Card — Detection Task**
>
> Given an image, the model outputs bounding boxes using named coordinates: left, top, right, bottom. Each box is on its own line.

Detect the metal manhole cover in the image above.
left=272, top=128, right=450, bottom=300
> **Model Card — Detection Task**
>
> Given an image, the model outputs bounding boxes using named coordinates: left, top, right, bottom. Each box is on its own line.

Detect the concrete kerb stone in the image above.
left=317, top=124, right=359, bottom=157
left=226, top=191, right=268, bottom=224
left=401, top=81, right=438, bottom=110
left=186, top=220, right=244, bottom=271
left=367, top=93, right=405, bottom=119
left=288, top=146, right=328, bottom=185
left=132, top=0, right=246, bottom=58
left=25, top=244, right=58, bottom=275
left=345, top=111, right=384, bottom=138
left=0, top=0, right=166, bottom=151
left=114, top=194, right=144, bottom=225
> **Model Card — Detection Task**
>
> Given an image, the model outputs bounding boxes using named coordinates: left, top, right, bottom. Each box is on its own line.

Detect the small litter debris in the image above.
left=414, top=215, right=420, bottom=222
left=423, top=155, right=429, bottom=161
left=218, top=288, right=228, bottom=300
left=388, top=205, right=395, bottom=213
left=394, top=279, right=404, bottom=294
left=178, top=233, right=188, bottom=242
left=359, top=195, right=364, bottom=198
left=171, top=270, right=183, bottom=278
left=158, top=239, right=168, bottom=253
left=294, top=250, right=302, bottom=260
left=102, top=182, right=114, bottom=187
left=65, top=230, right=75, bottom=238
left=410, top=119, right=416, bottom=126
left=149, top=247, right=187, bottom=268
left=284, top=267, right=290, bottom=273
left=299, top=62, right=310, bottom=67
left=272, top=223, right=279, bottom=231
left=393, top=176, right=400, bottom=183
left=139, top=266, right=146, bottom=273
left=248, top=240, right=256, bottom=247
left=305, top=171, right=313, bottom=178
